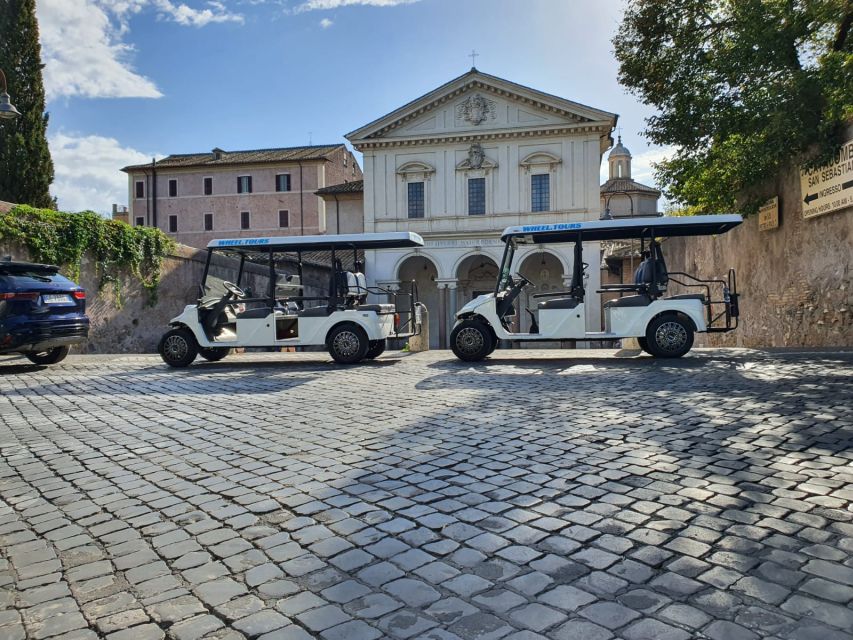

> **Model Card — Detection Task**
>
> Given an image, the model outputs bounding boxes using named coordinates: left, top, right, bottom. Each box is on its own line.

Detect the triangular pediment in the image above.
left=346, top=69, right=616, bottom=144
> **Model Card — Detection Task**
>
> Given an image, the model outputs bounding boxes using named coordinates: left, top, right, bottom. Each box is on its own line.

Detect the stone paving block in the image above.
left=703, top=620, right=758, bottom=640
left=345, top=593, right=404, bottom=619
left=320, top=620, right=383, bottom=640
left=231, top=609, right=290, bottom=635
left=551, top=619, right=613, bottom=640
left=170, top=614, right=225, bottom=640
left=578, top=601, right=641, bottom=630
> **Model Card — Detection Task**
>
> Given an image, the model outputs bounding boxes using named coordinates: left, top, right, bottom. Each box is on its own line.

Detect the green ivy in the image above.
left=0, top=205, right=175, bottom=305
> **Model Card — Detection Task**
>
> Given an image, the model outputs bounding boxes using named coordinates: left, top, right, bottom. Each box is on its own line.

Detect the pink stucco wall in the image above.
left=127, top=146, right=361, bottom=248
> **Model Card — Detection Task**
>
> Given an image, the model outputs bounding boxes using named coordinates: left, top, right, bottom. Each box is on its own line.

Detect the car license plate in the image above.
left=42, top=294, right=72, bottom=304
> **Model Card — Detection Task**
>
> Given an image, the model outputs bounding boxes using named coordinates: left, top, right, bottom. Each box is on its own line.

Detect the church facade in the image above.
left=345, top=69, right=617, bottom=347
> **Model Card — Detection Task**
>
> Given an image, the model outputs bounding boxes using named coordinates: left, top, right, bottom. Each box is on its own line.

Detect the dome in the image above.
left=609, top=135, right=631, bottom=158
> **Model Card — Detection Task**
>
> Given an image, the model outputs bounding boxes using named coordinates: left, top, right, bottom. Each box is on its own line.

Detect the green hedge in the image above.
left=0, top=206, right=175, bottom=304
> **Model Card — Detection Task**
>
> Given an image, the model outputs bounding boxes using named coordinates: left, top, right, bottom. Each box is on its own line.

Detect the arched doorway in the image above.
left=455, top=254, right=500, bottom=308
left=518, top=251, right=566, bottom=333
left=398, top=255, right=440, bottom=348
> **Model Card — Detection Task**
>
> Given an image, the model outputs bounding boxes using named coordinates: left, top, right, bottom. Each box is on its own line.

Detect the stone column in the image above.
left=436, top=283, right=448, bottom=349
left=447, top=280, right=458, bottom=335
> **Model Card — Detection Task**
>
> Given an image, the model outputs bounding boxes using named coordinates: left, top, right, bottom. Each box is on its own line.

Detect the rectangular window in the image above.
left=237, top=176, right=252, bottom=194
left=240, top=211, right=250, bottom=229
left=407, top=182, right=425, bottom=219
left=531, top=174, right=550, bottom=212
left=203, top=177, right=213, bottom=195
left=168, top=215, right=178, bottom=233
left=468, top=177, right=486, bottom=215
left=278, top=210, right=289, bottom=228
left=135, top=181, right=144, bottom=199
left=275, top=174, right=291, bottom=192
left=168, top=179, right=178, bottom=198
left=135, top=216, right=144, bottom=226
left=204, top=213, right=213, bottom=231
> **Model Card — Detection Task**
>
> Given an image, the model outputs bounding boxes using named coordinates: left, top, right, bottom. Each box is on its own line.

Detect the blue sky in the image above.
left=36, top=0, right=671, bottom=213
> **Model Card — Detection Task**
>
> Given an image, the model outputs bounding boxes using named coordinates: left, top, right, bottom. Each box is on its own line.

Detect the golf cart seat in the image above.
left=604, top=294, right=652, bottom=309
left=537, top=298, right=581, bottom=310
left=236, top=307, right=271, bottom=319
left=358, top=304, right=395, bottom=314
left=345, top=272, right=368, bottom=302
left=667, top=293, right=705, bottom=302
left=299, top=306, right=330, bottom=317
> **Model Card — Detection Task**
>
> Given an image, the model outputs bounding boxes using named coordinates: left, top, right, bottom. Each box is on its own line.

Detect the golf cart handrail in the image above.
left=207, top=231, right=424, bottom=251
left=500, top=214, right=743, bottom=243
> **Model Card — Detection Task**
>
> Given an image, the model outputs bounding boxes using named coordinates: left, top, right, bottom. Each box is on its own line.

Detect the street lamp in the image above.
left=0, top=69, right=21, bottom=120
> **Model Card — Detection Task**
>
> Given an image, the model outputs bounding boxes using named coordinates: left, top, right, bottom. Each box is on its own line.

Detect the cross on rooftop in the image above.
left=469, top=50, right=479, bottom=68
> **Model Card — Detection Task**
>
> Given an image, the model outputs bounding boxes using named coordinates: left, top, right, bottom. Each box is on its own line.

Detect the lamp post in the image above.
left=0, top=69, right=21, bottom=120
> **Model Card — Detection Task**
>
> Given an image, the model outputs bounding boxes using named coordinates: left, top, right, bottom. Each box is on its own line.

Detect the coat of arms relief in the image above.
left=456, top=94, right=497, bottom=126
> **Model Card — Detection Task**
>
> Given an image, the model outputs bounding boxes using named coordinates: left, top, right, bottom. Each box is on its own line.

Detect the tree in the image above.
left=0, top=0, right=54, bottom=208
left=614, top=0, right=853, bottom=214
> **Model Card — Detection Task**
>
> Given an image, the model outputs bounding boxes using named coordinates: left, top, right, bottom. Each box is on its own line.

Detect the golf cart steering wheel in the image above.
left=514, top=273, right=533, bottom=288
left=223, top=281, right=245, bottom=298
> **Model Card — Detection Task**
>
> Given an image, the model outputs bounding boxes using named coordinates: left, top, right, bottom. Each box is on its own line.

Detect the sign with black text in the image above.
left=800, top=138, right=853, bottom=219
left=758, top=197, right=779, bottom=231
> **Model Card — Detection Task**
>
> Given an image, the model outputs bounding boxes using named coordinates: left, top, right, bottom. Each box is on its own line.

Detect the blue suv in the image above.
left=0, top=258, right=90, bottom=364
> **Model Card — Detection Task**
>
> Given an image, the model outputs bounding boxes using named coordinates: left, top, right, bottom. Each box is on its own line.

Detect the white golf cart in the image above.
left=450, top=214, right=743, bottom=361
left=158, top=232, right=425, bottom=366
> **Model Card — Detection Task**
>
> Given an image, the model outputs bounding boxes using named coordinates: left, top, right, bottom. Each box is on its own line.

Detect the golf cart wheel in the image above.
left=158, top=328, right=199, bottom=368
left=365, top=340, right=386, bottom=360
left=199, top=347, right=231, bottom=362
left=451, top=320, right=494, bottom=362
left=328, top=323, right=369, bottom=364
left=637, top=337, right=651, bottom=354
left=645, top=315, right=694, bottom=358
left=25, top=346, right=70, bottom=365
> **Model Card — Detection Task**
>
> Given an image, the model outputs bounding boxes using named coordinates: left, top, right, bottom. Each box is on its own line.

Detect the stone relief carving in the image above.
left=456, top=143, right=497, bottom=172
left=467, top=143, right=485, bottom=169
left=456, top=94, right=497, bottom=126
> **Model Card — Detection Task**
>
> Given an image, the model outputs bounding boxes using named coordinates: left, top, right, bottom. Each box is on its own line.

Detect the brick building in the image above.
left=121, top=145, right=361, bottom=248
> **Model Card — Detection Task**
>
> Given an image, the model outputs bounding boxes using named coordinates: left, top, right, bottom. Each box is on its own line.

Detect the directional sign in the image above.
left=800, top=138, right=853, bottom=219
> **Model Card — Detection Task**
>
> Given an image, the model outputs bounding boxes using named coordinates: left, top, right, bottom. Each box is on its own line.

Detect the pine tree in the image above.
left=0, top=0, right=54, bottom=208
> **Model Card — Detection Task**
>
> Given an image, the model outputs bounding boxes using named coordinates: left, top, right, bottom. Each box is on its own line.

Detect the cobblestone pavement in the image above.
left=0, top=349, right=852, bottom=640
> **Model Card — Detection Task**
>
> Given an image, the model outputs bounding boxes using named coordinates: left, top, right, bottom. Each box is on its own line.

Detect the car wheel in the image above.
left=327, top=323, right=369, bottom=364
left=645, top=315, right=694, bottom=358
left=158, top=328, right=199, bottom=367
left=199, top=347, right=231, bottom=362
left=25, top=346, right=70, bottom=365
left=451, top=320, right=494, bottom=362
left=637, top=337, right=651, bottom=354
left=365, top=340, right=386, bottom=360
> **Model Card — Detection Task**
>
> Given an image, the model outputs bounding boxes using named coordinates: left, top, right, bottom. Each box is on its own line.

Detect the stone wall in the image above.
left=664, top=163, right=852, bottom=347
left=1, top=242, right=331, bottom=353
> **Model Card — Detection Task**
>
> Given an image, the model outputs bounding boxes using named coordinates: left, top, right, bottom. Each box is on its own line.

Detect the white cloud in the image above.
left=153, top=0, right=244, bottom=26
left=37, top=0, right=162, bottom=99
left=319, top=17, right=332, bottom=27
left=36, top=0, right=244, bottom=100
left=297, top=0, right=418, bottom=11
left=630, top=145, right=675, bottom=184
left=49, top=133, right=158, bottom=214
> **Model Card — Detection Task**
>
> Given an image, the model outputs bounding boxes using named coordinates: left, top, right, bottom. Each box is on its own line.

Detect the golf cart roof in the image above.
left=501, top=214, right=743, bottom=243
left=208, top=231, right=424, bottom=251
